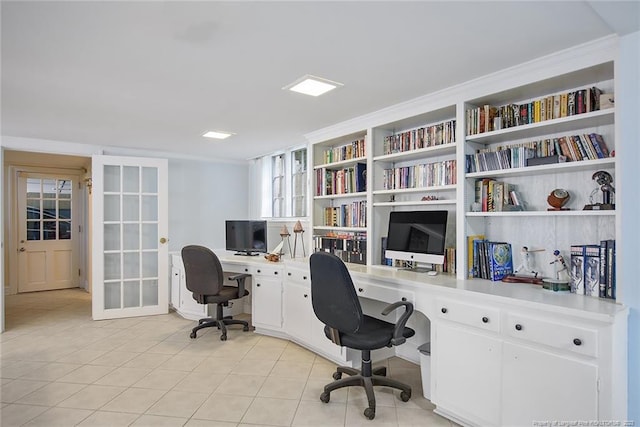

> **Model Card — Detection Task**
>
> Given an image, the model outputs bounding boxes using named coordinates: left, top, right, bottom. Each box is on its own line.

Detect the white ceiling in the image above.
left=2, top=1, right=638, bottom=162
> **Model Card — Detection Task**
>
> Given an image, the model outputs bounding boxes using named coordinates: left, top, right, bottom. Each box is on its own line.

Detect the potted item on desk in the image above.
left=502, top=246, right=544, bottom=285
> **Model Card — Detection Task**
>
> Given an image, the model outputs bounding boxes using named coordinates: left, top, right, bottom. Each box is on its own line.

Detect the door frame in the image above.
left=7, top=165, right=89, bottom=296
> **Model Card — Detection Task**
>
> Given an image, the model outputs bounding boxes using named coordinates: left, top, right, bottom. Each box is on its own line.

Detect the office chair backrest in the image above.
left=309, top=252, right=363, bottom=334
left=181, top=245, right=225, bottom=300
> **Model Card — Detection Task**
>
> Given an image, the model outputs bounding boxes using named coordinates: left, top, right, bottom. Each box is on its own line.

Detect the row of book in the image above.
left=323, top=201, right=367, bottom=228
left=469, top=237, right=514, bottom=281
left=570, top=240, right=616, bottom=299
left=381, top=160, right=457, bottom=190
left=315, top=163, right=366, bottom=196
left=474, top=178, right=523, bottom=212
left=382, top=119, right=456, bottom=155
left=313, top=233, right=367, bottom=265
left=465, top=133, right=610, bottom=173
left=321, top=138, right=366, bottom=165
left=466, top=86, right=606, bottom=135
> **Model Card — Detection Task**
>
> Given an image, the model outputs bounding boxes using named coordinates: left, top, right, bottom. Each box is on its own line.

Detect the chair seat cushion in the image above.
left=197, top=286, right=249, bottom=305
left=325, top=314, right=415, bottom=350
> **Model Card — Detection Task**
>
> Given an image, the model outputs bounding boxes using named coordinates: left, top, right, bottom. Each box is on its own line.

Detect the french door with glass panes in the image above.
left=92, top=155, right=168, bottom=320
left=17, top=172, right=81, bottom=292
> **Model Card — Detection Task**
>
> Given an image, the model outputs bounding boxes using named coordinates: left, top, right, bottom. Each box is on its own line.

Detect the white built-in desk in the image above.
left=170, top=251, right=628, bottom=427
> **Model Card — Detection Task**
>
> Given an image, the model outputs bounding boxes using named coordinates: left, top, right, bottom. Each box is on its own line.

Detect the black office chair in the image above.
left=181, top=245, right=251, bottom=341
left=309, top=252, right=415, bottom=420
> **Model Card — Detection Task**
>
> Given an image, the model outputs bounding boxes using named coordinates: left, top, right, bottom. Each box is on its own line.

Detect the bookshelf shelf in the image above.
left=313, top=156, right=367, bottom=170
left=312, top=226, right=367, bottom=232
left=372, top=184, right=457, bottom=195
left=313, top=191, right=367, bottom=200
left=466, top=210, right=615, bottom=217
left=374, top=200, right=456, bottom=207
left=373, top=143, right=457, bottom=163
left=466, top=158, right=615, bottom=179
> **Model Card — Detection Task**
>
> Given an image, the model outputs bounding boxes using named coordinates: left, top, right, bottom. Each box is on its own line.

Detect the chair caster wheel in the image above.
left=364, top=407, right=375, bottom=420
left=400, top=390, right=411, bottom=402
left=243, top=325, right=249, bottom=332
left=320, top=392, right=330, bottom=403
left=220, top=334, right=227, bottom=341
left=332, top=372, right=342, bottom=380
left=190, top=331, right=197, bottom=339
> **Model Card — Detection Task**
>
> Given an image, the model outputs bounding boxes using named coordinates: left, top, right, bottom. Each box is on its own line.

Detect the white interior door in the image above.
left=17, top=172, right=80, bottom=292
left=92, top=155, right=169, bottom=320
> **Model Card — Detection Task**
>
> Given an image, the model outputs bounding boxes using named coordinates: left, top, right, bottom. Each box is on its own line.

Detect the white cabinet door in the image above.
left=433, top=322, right=502, bottom=426
left=252, top=275, right=282, bottom=329
left=283, top=281, right=311, bottom=340
left=502, top=342, right=598, bottom=425
left=170, top=266, right=180, bottom=309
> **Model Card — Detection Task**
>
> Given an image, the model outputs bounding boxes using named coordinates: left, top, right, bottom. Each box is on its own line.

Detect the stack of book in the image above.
left=383, top=119, right=456, bottom=154
left=322, top=138, right=366, bottom=164
left=314, top=232, right=367, bottom=265
left=382, top=159, right=457, bottom=190
left=469, top=237, right=514, bottom=281
left=570, top=240, right=616, bottom=299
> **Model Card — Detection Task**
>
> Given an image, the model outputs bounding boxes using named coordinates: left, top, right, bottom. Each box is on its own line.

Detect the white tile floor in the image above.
left=1, top=289, right=454, bottom=426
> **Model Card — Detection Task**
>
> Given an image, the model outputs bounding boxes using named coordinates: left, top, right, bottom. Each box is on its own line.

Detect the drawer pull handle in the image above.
left=288, top=272, right=292, bottom=276
left=515, top=324, right=523, bottom=331
left=245, top=268, right=249, bottom=272
left=358, top=288, right=364, bottom=292
left=482, top=317, right=489, bottom=323
left=303, top=294, right=308, bottom=298
left=257, top=284, right=261, bottom=287
left=573, top=338, right=582, bottom=346
left=274, top=271, right=278, bottom=275
left=402, top=297, right=407, bottom=302
left=303, top=276, right=308, bottom=280
left=441, top=307, right=447, bottom=314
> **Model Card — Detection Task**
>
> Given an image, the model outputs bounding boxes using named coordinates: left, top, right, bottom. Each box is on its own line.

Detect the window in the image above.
left=258, top=147, right=308, bottom=218
left=272, top=154, right=285, bottom=217
left=291, top=148, right=307, bottom=217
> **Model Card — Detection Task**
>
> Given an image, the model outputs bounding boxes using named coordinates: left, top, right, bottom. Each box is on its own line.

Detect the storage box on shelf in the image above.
left=462, top=61, right=616, bottom=284
left=312, top=131, right=369, bottom=264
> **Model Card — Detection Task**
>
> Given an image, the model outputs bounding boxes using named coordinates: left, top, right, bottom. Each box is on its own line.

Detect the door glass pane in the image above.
left=59, top=200, right=71, bottom=219
left=141, top=196, right=157, bottom=221
left=123, top=195, right=139, bottom=221
left=141, top=224, right=157, bottom=250
left=105, top=282, right=121, bottom=309
left=43, top=179, right=57, bottom=199
left=123, top=281, right=140, bottom=308
left=58, top=180, right=72, bottom=199
left=142, top=167, right=157, bottom=193
left=123, top=252, right=140, bottom=279
left=59, top=221, right=71, bottom=239
left=27, top=221, right=41, bottom=240
left=27, top=200, right=41, bottom=219
left=43, top=221, right=56, bottom=240
left=104, top=253, right=121, bottom=281
left=43, top=199, right=56, bottom=219
left=104, top=165, right=120, bottom=192
left=27, top=178, right=41, bottom=198
left=104, top=195, right=120, bottom=221
left=142, top=252, right=158, bottom=277
left=123, top=224, right=139, bottom=250
left=142, top=280, right=158, bottom=306
left=123, top=166, right=139, bottom=193
left=104, top=224, right=120, bottom=250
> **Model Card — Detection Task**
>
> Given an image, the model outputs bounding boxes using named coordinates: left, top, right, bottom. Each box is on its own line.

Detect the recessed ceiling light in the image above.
left=202, top=130, right=234, bottom=140
left=283, top=74, right=343, bottom=97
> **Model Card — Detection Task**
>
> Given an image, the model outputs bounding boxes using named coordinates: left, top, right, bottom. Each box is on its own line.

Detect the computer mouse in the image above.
left=427, top=271, right=438, bottom=276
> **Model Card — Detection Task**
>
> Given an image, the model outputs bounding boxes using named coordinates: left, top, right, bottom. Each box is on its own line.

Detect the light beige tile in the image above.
left=57, top=384, right=125, bottom=410
left=231, top=357, right=276, bottom=376
left=115, top=339, right=161, bottom=353
left=348, top=386, right=398, bottom=408
left=158, top=354, right=205, bottom=371
left=132, top=369, right=188, bottom=390
left=147, top=340, right=189, bottom=355
left=345, top=403, right=399, bottom=426
left=270, top=359, right=313, bottom=379
left=22, top=406, right=93, bottom=426
left=301, top=377, right=347, bottom=403
left=93, top=366, right=153, bottom=387
left=1, top=379, right=49, bottom=403
left=243, top=345, right=285, bottom=360
left=0, top=361, right=48, bottom=379
left=280, top=344, right=317, bottom=363
left=216, top=373, right=266, bottom=397
left=146, top=389, right=209, bottom=418
left=19, top=362, right=82, bottom=381
left=131, top=414, right=188, bottom=426
left=55, top=348, right=107, bottom=364
left=196, top=356, right=240, bottom=374
left=57, top=364, right=115, bottom=384
left=241, top=396, right=299, bottom=426
left=396, top=407, right=452, bottom=426
left=100, top=387, right=166, bottom=413
left=292, top=399, right=347, bottom=426
left=16, top=381, right=86, bottom=406
left=207, top=344, right=253, bottom=359
left=122, top=352, right=172, bottom=369
left=258, top=376, right=307, bottom=400
left=173, top=371, right=227, bottom=394
left=192, top=393, right=253, bottom=422
left=76, top=410, right=139, bottom=426
left=186, top=419, right=238, bottom=427
left=308, top=360, right=340, bottom=379
left=0, top=403, right=49, bottom=426
left=89, top=350, right=140, bottom=367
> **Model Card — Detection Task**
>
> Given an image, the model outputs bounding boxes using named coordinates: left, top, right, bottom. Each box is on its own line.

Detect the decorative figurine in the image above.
left=279, top=225, right=292, bottom=257
left=550, top=249, right=569, bottom=281
left=547, top=188, right=570, bottom=211
left=584, top=170, right=615, bottom=210
left=292, top=220, right=306, bottom=258
left=513, top=246, right=543, bottom=277
left=542, top=249, right=571, bottom=291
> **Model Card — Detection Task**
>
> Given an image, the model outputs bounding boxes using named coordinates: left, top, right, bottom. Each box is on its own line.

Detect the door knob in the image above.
left=159, top=237, right=168, bottom=244
left=19, top=247, right=26, bottom=252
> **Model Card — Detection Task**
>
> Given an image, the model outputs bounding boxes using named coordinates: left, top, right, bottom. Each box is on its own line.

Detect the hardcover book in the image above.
left=570, top=245, right=585, bottom=294
left=488, top=242, right=513, bottom=281
left=584, top=245, right=601, bottom=297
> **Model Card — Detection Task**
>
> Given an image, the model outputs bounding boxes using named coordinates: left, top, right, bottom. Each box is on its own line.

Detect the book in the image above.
left=584, top=245, right=600, bottom=297
left=488, top=242, right=513, bottom=281
left=606, top=239, right=616, bottom=299
left=570, top=245, right=585, bottom=294
left=354, top=163, right=367, bottom=192
left=467, top=234, right=485, bottom=277
left=599, top=240, right=608, bottom=298
left=591, top=133, right=610, bottom=158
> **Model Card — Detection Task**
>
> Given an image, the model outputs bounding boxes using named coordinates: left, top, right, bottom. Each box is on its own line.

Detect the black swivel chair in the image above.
left=309, top=252, right=415, bottom=420
left=181, top=245, right=251, bottom=341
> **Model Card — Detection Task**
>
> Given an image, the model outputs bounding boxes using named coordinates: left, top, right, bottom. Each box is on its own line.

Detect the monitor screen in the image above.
left=385, top=210, right=448, bottom=266
left=225, top=220, right=267, bottom=255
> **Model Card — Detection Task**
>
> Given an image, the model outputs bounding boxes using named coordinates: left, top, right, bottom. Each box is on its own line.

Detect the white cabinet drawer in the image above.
left=285, top=265, right=310, bottom=285
left=505, top=313, right=598, bottom=358
left=249, top=264, right=283, bottom=278
left=355, top=282, right=414, bottom=305
left=436, top=298, right=500, bottom=333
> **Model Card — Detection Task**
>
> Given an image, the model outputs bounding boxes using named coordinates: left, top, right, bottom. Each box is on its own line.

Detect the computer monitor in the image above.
left=385, top=210, right=448, bottom=270
left=225, top=220, right=267, bottom=256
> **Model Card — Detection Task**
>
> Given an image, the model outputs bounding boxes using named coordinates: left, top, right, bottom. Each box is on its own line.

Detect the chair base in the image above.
left=320, top=356, right=411, bottom=420
left=190, top=317, right=250, bottom=341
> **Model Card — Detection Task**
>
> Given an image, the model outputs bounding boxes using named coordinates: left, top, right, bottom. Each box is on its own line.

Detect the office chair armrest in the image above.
left=382, top=301, right=414, bottom=346
left=228, top=273, right=250, bottom=296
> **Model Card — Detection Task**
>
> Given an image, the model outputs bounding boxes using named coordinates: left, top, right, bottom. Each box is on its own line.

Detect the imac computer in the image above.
left=225, top=220, right=267, bottom=256
left=385, top=210, right=448, bottom=273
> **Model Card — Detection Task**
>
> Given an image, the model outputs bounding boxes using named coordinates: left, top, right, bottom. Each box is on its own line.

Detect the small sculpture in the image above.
left=542, top=249, right=571, bottom=291
left=279, top=225, right=292, bottom=256
left=292, top=220, right=306, bottom=258
left=547, top=188, right=570, bottom=211
left=584, top=170, right=615, bottom=210
left=513, top=246, right=543, bottom=277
